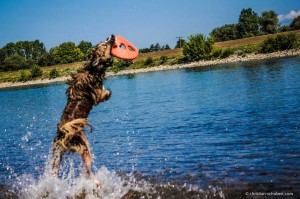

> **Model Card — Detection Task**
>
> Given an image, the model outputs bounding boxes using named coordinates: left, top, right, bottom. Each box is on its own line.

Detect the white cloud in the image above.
left=278, top=10, right=300, bottom=23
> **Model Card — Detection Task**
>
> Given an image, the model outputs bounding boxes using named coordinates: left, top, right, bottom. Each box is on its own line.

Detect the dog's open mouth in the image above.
left=107, top=34, right=115, bottom=46
left=108, top=35, right=116, bottom=63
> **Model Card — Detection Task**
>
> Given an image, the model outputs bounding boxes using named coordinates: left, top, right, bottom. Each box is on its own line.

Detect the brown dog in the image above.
left=51, top=35, right=115, bottom=183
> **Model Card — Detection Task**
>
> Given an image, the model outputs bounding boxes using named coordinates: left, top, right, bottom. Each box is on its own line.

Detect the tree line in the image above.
left=210, top=8, right=300, bottom=42
left=139, top=43, right=171, bottom=53
left=181, top=9, right=300, bottom=63
left=0, top=39, right=172, bottom=71
left=0, top=40, right=92, bottom=71
left=1, top=7, right=300, bottom=72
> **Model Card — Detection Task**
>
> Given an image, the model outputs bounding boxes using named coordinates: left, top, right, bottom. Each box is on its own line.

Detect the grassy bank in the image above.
left=135, top=48, right=183, bottom=62
left=215, top=30, right=300, bottom=48
left=0, top=62, right=84, bottom=83
left=1, top=30, right=300, bottom=84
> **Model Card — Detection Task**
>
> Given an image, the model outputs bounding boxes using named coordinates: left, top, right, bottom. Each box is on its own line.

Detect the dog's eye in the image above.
left=104, top=45, right=107, bottom=49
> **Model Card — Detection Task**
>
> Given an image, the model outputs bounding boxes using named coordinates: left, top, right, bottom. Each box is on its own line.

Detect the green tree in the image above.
left=154, top=43, right=161, bottom=51
left=13, top=40, right=46, bottom=62
left=149, top=44, right=155, bottom=52
left=78, top=41, right=92, bottom=58
left=183, top=34, right=214, bottom=61
left=237, top=8, right=260, bottom=38
left=2, top=54, right=27, bottom=71
left=49, top=42, right=84, bottom=64
left=260, top=10, right=278, bottom=34
left=139, top=48, right=150, bottom=53
left=210, top=24, right=239, bottom=42
left=278, top=25, right=292, bottom=32
left=48, top=46, right=59, bottom=64
left=0, top=40, right=46, bottom=70
left=31, top=40, right=47, bottom=62
left=161, top=44, right=171, bottom=50
left=290, top=16, right=300, bottom=30
left=0, top=42, right=16, bottom=65
left=175, top=38, right=186, bottom=48
left=38, top=52, right=53, bottom=66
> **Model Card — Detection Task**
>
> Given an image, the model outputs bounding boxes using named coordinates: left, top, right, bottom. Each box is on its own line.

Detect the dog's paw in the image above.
left=91, top=176, right=101, bottom=188
left=94, top=179, right=101, bottom=188
left=104, top=89, right=112, bottom=101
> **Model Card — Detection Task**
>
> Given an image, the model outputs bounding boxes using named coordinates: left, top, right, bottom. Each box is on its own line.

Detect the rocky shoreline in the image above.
left=1, top=49, right=299, bottom=89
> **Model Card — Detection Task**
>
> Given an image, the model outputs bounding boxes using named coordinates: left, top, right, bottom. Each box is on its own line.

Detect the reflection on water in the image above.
left=0, top=57, right=300, bottom=198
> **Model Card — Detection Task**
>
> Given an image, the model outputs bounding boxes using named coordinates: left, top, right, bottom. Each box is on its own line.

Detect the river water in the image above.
left=0, top=57, right=299, bottom=198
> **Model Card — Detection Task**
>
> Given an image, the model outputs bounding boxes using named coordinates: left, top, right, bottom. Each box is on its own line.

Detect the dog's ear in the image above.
left=88, top=53, right=93, bottom=60
left=88, top=48, right=101, bottom=67
left=88, top=48, right=95, bottom=60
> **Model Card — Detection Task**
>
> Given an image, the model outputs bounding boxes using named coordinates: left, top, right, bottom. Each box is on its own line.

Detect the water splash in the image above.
left=14, top=158, right=140, bottom=199
left=9, top=154, right=226, bottom=199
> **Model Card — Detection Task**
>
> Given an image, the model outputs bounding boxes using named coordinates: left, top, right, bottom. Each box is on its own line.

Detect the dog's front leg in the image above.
left=95, top=85, right=111, bottom=104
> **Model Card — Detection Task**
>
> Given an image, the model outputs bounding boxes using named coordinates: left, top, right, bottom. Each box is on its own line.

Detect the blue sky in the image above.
left=0, top=0, right=299, bottom=50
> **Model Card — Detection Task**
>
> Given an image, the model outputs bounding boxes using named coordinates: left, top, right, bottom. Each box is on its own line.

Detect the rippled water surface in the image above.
left=1, top=57, right=300, bottom=198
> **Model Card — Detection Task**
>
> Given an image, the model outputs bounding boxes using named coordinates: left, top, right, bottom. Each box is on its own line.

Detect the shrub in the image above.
left=240, top=44, right=260, bottom=54
left=159, top=55, right=168, bottom=65
left=220, top=48, right=235, bottom=58
left=113, top=59, right=132, bottom=68
left=143, top=57, right=155, bottom=66
left=18, top=70, right=31, bottom=82
left=30, top=65, right=43, bottom=78
left=129, top=61, right=145, bottom=69
left=260, top=33, right=300, bottom=53
left=110, top=59, right=133, bottom=73
left=260, top=37, right=276, bottom=53
left=278, top=34, right=300, bottom=50
left=211, top=49, right=223, bottom=59
left=170, top=56, right=188, bottom=65
left=183, top=34, right=214, bottom=61
left=211, top=48, right=234, bottom=59
left=49, top=68, right=59, bottom=79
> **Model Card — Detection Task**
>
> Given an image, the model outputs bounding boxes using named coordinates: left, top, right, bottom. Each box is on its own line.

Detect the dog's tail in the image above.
left=59, top=118, right=92, bottom=150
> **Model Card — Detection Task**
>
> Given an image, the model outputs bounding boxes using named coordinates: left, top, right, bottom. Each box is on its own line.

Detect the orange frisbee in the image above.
left=111, top=36, right=139, bottom=61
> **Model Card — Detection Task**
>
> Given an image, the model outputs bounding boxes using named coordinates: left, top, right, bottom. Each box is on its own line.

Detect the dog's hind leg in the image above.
left=77, top=132, right=100, bottom=187
left=81, top=148, right=92, bottom=175
left=51, top=139, right=64, bottom=177
left=76, top=132, right=92, bottom=176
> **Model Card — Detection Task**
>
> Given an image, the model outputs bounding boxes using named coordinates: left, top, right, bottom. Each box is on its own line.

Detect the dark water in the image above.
left=0, top=57, right=300, bottom=198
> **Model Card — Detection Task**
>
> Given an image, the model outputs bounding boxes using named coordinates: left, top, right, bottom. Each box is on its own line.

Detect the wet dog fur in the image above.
left=51, top=35, right=115, bottom=184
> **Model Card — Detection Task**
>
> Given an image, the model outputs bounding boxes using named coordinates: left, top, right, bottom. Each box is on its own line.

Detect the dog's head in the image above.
left=87, top=34, right=115, bottom=71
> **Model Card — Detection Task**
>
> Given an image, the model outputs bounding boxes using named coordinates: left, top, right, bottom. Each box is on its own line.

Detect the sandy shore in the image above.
left=1, top=49, right=299, bottom=89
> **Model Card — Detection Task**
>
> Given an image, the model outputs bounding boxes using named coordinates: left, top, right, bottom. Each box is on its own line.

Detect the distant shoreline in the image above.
left=1, top=49, right=299, bottom=89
